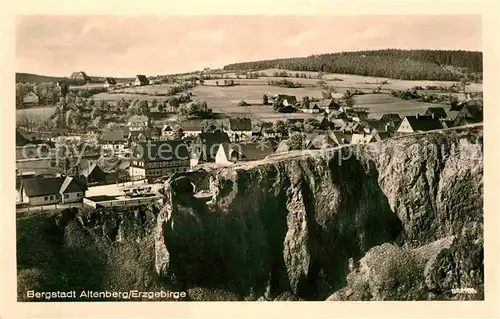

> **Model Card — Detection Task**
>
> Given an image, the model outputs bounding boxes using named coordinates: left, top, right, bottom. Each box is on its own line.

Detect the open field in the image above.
left=353, top=94, right=449, bottom=119
left=16, top=106, right=56, bottom=122
left=213, top=68, right=483, bottom=92
left=113, top=84, right=176, bottom=95
left=92, top=92, right=170, bottom=102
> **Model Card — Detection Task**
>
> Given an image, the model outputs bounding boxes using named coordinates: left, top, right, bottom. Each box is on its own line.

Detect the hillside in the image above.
left=223, top=49, right=483, bottom=81
left=17, top=125, right=483, bottom=301
left=15, top=73, right=66, bottom=84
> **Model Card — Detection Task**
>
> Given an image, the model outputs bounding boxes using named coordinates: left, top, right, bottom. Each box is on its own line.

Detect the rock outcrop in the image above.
left=17, top=125, right=483, bottom=301
left=155, top=125, right=483, bottom=300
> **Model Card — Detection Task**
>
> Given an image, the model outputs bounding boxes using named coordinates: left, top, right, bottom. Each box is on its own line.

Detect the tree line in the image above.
left=223, top=49, right=483, bottom=81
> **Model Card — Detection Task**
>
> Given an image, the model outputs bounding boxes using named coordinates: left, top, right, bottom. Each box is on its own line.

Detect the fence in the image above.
left=83, top=194, right=164, bottom=208
left=16, top=202, right=84, bottom=213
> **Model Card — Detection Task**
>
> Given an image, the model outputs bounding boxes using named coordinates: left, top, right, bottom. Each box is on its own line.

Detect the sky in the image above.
left=16, top=15, right=482, bottom=77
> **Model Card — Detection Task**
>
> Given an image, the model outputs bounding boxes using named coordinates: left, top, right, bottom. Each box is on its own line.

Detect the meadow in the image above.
left=16, top=106, right=56, bottom=124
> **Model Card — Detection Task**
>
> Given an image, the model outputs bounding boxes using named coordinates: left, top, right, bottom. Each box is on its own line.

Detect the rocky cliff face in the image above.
left=17, top=125, right=483, bottom=301
left=155, top=125, right=483, bottom=300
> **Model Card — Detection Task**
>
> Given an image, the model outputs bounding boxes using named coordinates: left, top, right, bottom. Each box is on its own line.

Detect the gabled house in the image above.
left=329, top=130, right=353, bottom=145
left=127, top=115, right=149, bottom=131
left=318, top=99, right=341, bottom=114
left=227, top=118, right=253, bottom=142
left=190, top=132, right=230, bottom=168
left=104, top=77, right=117, bottom=88
left=425, top=107, right=448, bottom=119
left=19, top=176, right=87, bottom=205
left=395, top=114, right=444, bottom=136
left=82, top=162, right=106, bottom=185
left=179, top=120, right=204, bottom=137
left=379, top=113, right=402, bottom=132
left=22, top=92, right=39, bottom=105
left=134, top=75, right=149, bottom=86
left=215, top=142, right=274, bottom=164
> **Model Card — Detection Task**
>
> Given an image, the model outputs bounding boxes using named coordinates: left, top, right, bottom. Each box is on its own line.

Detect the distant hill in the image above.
left=16, top=73, right=67, bottom=84
left=223, top=49, right=483, bottom=82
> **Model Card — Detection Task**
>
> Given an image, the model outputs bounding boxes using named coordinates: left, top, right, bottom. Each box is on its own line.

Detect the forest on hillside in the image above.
left=223, top=49, right=483, bottom=82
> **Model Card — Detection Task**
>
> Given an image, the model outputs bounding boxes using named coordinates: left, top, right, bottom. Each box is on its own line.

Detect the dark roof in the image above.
left=425, top=107, right=448, bottom=119
left=374, top=131, right=391, bottom=141
left=446, top=111, right=461, bottom=121
left=404, top=115, right=444, bottom=132
left=329, top=130, right=353, bottom=144
left=105, top=77, right=117, bottom=84
left=179, top=120, right=204, bottom=132
left=60, top=176, right=87, bottom=194
left=461, top=104, right=483, bottom=120
left=132, top=140, right=189, bottom=162
left=21, top=177, right=64, bottom=197
left=82, top=162, right=105, bottom=177
left=192, top=132, right=231, bottom=161
left=101, top=130, right=127, bottom=143
left=135, top=75, right=149, bottom=83
left=228, top=118, right=252, bottom=131
left=221, top=142, right=274, bottom=161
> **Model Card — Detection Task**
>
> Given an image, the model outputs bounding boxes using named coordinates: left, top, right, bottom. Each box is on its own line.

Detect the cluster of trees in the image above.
left=177, top=100, right=213, bottom=120
left=267, top=79, right=302, bottom=88
left=166, top=83, right=193, bottom=96
left=223, top=49, right=483, bottom=81
left=390, top=89, right=460, bottom=105
left=16, top=82, right=61, bottom=108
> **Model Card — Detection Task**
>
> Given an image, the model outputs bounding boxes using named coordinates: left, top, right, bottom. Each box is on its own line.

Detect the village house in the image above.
left=82, top=162, right=118, bottom=185
left=134, top=75, right=149, bottom=86
left=227, top=118, right=253, bottom=142
left=128, top=140, right=190, bottom=181
left=351, top=133, right=375, bottom=145
left=329, top=130, right=353, bottom=145
left=304, top=133, right=337, bottom=149
left=178, top=120, right=205, bottom=137
left=268, top=94, right=298, bottom=106
left=378, top=113, right=402, bottom=132
left=425, top=107, right=448, bottom=119
left=127, top=115, right=150, bottom=131
left=70, top=71, right=91, bottom=82
left=104, top=77, right=117, bottom=88
left=100, top=130, right=129, bottom=154
left=373, top=131, right=392, bottom=142
left=190, top=132, right=231, bottom=168
left=317, top=99, right=341, bottom=114
left=19, top=176, right=87, bottom=205
left=315, top=116, right=335, bottom=130
left=301, top=103, right=321, bottom=114
left=215, top=142, right=274, bottom=165
left=22, top=92, right=39, bottom=106
left=128, top=127, right=161, bottom=142
left=395, top=114, right=444, bottom=136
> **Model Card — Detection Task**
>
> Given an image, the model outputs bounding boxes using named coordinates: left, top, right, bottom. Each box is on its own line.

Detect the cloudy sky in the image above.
left=16, top=15, right=481, bottom=77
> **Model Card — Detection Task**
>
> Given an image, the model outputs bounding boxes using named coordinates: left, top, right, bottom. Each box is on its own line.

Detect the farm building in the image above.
left=190, top=132, right=231, bottom=168
left=395, top=115, right=444, bottom=136
left=215, top=142, right=274, bottom=164
left=19, top=176, right=87, bottom=205
left=227, top=118, right=253, bottom=142
left=104, top=77, right=117, bottom=88
left=329, top=130, right=353, bottom=145
left=128, top=140, right=190, bottom=181
left=134, top=75, right=149, bottom=86
left=22, top=92, right=39, bottom=105
left=178, top=120, right=204, bottom=137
